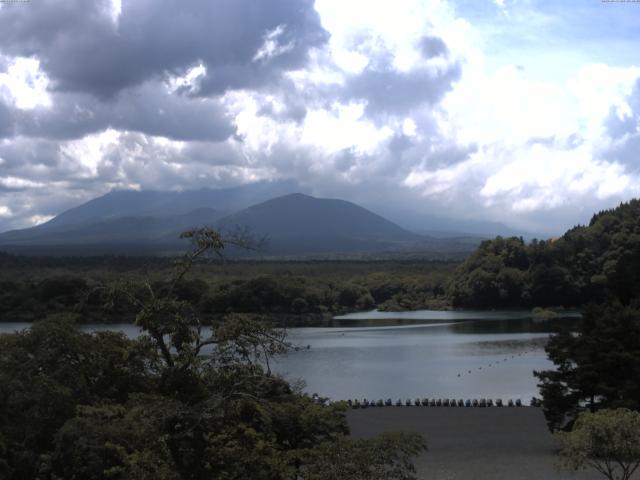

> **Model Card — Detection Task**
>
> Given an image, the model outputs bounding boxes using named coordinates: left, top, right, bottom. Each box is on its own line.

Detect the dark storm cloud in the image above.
left=0, top=132, right=254, bottom=232
left=420, top=36, right=449, bottom=58
left=0, top=101, right=15, bottom=138
left=388, top=133, right=414, bottom=154
left=15, top=82, right=234, bottom=141
left=0, top=138, right=60, bottom=171
left=0, top=0, right=328, bottom=99
left=0, top=138, right=97, bottom=194
left=343, top=58, right=461, bottom=116
left=246, top=31, right=460, bottom=123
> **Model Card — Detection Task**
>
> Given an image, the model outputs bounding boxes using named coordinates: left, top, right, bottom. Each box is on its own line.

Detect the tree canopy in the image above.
left=556, top=408, right=640, bottom=480
left=0, top=228, right=426, bottom=479
left=535, top=304, right=640, bottom=430
left=449, top=199, right=640, bottom=308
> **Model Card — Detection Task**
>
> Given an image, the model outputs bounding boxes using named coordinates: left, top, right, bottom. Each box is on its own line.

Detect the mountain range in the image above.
left=0, top=182, right=515, bottom=257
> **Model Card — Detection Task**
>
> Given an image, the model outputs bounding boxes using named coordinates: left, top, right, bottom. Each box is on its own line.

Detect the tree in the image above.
left=0, top=313, right=155, bottom=479
left=535, top=304, right=640, bottom=430
left=556, top=408, right=640, bottom=480
left=297, top=432, right=426, bottom=480
left=1, top=227, right=427, bottom=479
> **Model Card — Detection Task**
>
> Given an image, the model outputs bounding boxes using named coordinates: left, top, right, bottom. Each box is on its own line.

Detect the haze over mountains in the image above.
left=0, top=182, right=523, bottom=257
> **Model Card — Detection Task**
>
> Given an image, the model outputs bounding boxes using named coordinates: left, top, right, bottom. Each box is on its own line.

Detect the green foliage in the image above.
left=450, top=199, right=640, bottom=308
left=0, top=228, right=426, bottom=479
left=556, top=408, right=640, bottom=480
left=297, top=432, right=426, bottom=480
left=0, top=314, right=155, bottom=478
left=535, top=304, right=640, bottom=430
left=0, top=257, right=456, bottom=323
left=47, top=400, right=179, bottom=480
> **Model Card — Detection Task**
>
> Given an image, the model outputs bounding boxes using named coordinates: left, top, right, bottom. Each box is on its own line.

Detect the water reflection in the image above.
left=272, top=310, right=580, bottom=401
left=0, top=310, right=578, bottom=402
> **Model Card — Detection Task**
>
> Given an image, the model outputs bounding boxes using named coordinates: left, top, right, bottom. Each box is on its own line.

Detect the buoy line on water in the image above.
left=455, top=348, right=539, bottom=379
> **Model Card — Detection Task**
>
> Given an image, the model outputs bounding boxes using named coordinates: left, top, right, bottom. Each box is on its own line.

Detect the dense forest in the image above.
left=3, top=200, right=640, bottom=326
left=502, top=200, right=640, bottom=430
left=0, top=229, right=426, bottom=479
left=0, top=256, right=454, bottom=324
left=449, top=199, right=640, bottom=308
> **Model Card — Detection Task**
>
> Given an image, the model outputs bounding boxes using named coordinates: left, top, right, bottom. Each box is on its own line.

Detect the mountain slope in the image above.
left=218, top=193, right=418, bottom=240
left=215, top=193, right=423, bottom=254
left=39, top=180, right=299, bottom=231
left=0, top=189, right=482, bottom=257
left=0, top=208, right=225, bottom=246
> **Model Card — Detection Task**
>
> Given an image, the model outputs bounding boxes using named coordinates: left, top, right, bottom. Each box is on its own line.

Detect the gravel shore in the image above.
left=347, top=407, right=605, bottom=480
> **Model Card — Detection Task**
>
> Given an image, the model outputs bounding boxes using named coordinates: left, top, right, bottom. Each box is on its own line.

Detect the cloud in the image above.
left=420, top=36, right=449, bottom=58
left=13, top=81, right=234, bottom=142
left=0, top=101, right=14, bottom=139
left=0, top=57, right=51, bottom=110
left=0, top=0, right=328, bottom=98
left=342, top=59, right=461, bottom=116
left=1, top=0, right=640, bottom=236
left=0, top=205, right=12, bottom=218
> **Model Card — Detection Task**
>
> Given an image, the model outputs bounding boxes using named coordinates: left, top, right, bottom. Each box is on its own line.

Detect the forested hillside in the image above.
left=0, top=230, right=425, bottom=479
left=446, top=200, right=640, bottom=431
left=449, top=200, right=640, bottom=308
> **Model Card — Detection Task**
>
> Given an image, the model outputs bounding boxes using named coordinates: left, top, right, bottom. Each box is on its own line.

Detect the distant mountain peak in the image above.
left=0, top=185, right=482, bottom=258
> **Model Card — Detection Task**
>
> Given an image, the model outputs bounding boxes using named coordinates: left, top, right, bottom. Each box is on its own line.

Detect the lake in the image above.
left=274, top=309, right=580, bottom=402
left=0, top=309, right=580, bottom=402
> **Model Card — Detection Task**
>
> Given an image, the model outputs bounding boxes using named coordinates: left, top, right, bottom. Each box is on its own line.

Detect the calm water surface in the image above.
left=0, top=310, right=580, bottom=402
left=275, top=309, right=580, bottom=401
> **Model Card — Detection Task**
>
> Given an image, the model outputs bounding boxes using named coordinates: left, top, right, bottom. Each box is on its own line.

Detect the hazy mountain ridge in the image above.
left=213, top=193, right=424, bottom=255
left=0, top=185, right=487, bottom=257
left=39, top=180, right=300, bottom=230
left=217, top=193, right=419, bottom=240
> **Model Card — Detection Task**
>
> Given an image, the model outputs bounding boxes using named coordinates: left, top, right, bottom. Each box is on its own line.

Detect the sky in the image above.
left=0, top=0, right=639, bottom=235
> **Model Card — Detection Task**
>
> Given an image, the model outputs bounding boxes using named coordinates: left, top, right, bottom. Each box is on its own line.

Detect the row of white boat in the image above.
left=344, top=397, right=541, bottom=408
